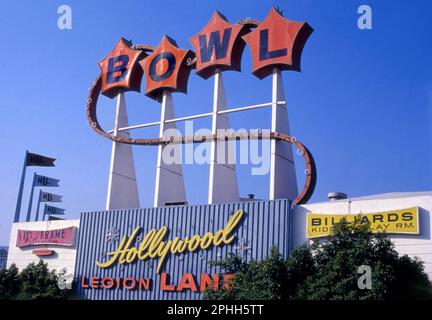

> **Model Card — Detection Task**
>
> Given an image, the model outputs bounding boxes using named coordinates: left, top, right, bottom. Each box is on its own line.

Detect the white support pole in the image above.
left=269, top=68, right=298, bottom=201
left=154, top=91, right=186, bottom=207
left=106, top=92, right=140, bottom=210
left=208, top=70, right=239, bottom=204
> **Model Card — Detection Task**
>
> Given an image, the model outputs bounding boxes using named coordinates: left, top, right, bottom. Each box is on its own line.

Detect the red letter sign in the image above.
left=140, top=36, right=195, bottom=101
left=242, top=7, right=313, bottom=79
left=98, top=37, right=146, bottom=98
left=190, top=11, right=249, bottom=79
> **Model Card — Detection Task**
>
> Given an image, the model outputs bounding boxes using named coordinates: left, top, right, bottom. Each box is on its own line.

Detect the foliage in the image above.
left=0, top=264, right=20, bottom=299
left=205, top=218, right=432, bottom=300
left=0, top=260, right=71, bottom=300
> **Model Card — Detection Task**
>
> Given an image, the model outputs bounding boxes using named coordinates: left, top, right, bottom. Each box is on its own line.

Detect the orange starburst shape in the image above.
left=140, top=36, right=195, bottom=101
left=242, top=7, right=313, bottom=79
left=190, top=11, right=249, bottom=79
left=98, top=37, right=145, bottom=98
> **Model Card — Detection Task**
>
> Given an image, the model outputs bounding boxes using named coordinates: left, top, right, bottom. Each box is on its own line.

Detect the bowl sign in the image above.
left=97, top=7, right=313, bottom=101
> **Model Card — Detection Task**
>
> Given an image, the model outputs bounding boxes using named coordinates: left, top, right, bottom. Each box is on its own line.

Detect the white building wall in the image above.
left=7, top=219, right=79, bottom=275
left=293, top=193, right=432, bottom=279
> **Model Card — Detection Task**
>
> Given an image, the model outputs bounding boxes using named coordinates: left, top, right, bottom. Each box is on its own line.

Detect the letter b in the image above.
left=107, top=55, right=129, bottom=84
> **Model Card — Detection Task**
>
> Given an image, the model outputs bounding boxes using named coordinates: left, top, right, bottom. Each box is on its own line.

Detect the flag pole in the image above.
left=42, top=204, right=46, bottom=221
left=35, top=190, right=42, bottom=221
left=13, top=150, right=28, bottom=223
left=26, top=173, right=36, bottom=222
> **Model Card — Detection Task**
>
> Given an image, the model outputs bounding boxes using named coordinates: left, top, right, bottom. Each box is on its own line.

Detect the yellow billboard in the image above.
left=306, top=207, right=419, bottom=238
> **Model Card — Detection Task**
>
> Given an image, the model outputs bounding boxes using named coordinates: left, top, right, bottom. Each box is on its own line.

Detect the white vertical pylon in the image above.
left=269, top=68, right=298, bottom=201
left=154, top=91, right=186, bottom=207
left=106, top=92, right=140, bottom=210
left=208, top=70, right=239, bottom=204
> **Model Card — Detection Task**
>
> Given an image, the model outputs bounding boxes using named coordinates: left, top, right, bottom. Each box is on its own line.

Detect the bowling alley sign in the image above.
left=87, top=6, right=313, bottom=133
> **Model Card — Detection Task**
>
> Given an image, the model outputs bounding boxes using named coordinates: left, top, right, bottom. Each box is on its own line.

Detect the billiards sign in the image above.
left=306, top=207, right=420, bottom=238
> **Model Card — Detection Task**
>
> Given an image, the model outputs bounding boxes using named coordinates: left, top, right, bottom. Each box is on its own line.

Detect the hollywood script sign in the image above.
left=96, top=209, right=244, bottom=273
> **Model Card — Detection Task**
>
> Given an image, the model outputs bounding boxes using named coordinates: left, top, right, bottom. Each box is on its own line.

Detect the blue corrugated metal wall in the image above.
left=74, top=199, right=292, bottom=300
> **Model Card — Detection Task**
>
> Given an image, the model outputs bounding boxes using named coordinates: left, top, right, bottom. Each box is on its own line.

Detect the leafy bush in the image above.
left=0, top=260, right=70, bottom=300
left=205, top=218, right=432, bottom=300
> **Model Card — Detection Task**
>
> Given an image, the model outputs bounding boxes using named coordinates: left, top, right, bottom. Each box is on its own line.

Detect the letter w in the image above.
left=199, top=28, right=232, bottom=63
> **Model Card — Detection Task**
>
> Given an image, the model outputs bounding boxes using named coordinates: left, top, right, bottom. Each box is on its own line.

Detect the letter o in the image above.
left=188, top=235, right=201, bottom=251
left=149, top=52, right=176, bottom=82
left=200, top=232, right=214, bottom=249
left=126, top=247, right=138, bottom=263
left=123, top=277, right=136, bottom=290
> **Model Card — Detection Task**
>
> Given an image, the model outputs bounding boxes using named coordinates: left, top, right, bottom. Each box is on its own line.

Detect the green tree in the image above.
left=204, top=247, right=291, bottom=300
left=0, top=264, right=20, bottom=299
left=297, top=219, right=432, bottom=299
left=18, top=260, right=69, bottom=299
left=205, top=218, right=432, bottom=300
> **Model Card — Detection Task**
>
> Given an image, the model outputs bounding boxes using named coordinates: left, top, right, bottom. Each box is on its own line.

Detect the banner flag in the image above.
left=26, top=152, right=56, bottom=167
left=43, top=204, right=65, bottom=216
left=34, top=174, right=60, bottom=187
left=40, top=191, right=62, bottom=202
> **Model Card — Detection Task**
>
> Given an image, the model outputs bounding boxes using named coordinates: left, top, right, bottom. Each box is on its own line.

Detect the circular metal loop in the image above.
left=86, top=74, right=317, bottom=205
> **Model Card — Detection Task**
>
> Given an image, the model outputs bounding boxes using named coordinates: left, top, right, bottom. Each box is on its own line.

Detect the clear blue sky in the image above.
left=0, top=0, right=431, bottom=245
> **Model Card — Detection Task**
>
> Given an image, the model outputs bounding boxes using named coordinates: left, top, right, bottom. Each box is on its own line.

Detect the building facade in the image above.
left=0, top=246, right=8, bottom=270
left=293, top=192, right=432, bottom=279
left=5, top=191, right=431, bottom=299
left=74, top=199, right=292, bottom=300
left=7, top=219, right=79, bottom=274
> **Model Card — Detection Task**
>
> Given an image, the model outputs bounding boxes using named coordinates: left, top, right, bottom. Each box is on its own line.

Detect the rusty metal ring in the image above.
left=86, top=74, right=316, bottom=205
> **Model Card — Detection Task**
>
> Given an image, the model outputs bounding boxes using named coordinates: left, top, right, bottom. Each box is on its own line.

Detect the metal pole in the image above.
left=269, top=67, right=298, bottom=201
left=35, top=189, right=42, bottom=221
left=106, top=92, right=140, bottom=210
left=153, top=90, right=186, bottom=207
left=42, top=204, right=46, bottom=221
left=26, top=173, right=36, bottom=222
left=208, top=69, right=239, bottom=204
left=13, top=150, right=28, bottom=223
left=106, top=93, right=122, bottom=210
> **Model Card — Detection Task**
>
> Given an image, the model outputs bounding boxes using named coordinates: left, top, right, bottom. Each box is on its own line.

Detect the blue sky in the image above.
left=0, top=0, right=431, bottom=245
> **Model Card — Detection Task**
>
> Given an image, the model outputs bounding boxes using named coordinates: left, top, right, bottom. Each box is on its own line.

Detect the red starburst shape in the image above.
left=242, top=7, right=313, bottom=79
left=189, top=11, right=249, bottom=79
left=98, top=37, right=146, bottom=98
left=140, top=36, right=195, bottom=101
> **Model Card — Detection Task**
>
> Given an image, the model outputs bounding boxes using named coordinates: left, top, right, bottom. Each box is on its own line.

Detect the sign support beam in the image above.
left=208, top=70, right=239, bottom=204
left=154, top=91, right=186, bottom=207
left=106, top=93, right=140, bottom=210
left=269, top=68, right=298, bottom=201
